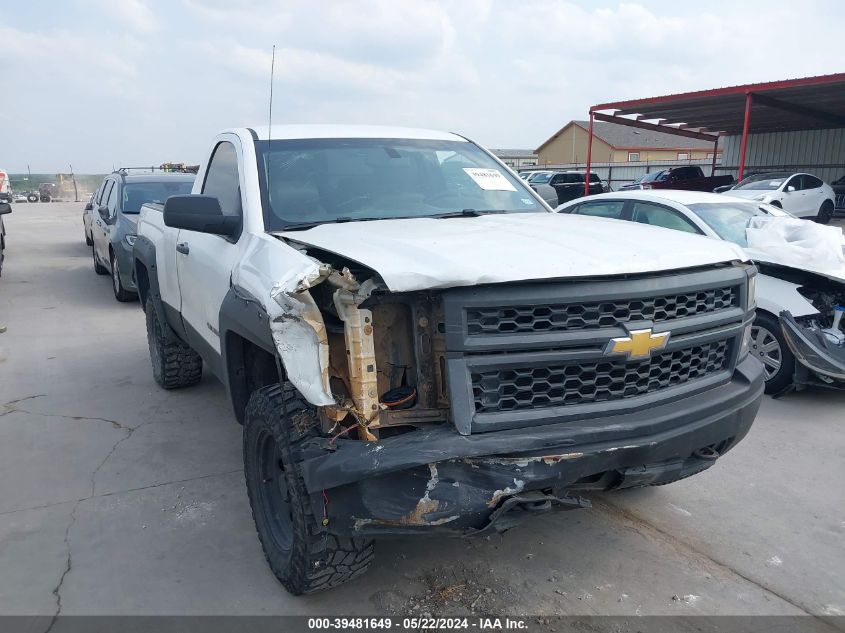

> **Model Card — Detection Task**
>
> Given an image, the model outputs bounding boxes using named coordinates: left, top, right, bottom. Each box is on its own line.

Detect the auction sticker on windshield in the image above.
left=463, top=168, right=517, bottom=191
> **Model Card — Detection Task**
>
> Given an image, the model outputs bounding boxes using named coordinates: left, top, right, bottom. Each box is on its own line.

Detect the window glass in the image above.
left=677, top=153, right=689, bottom=161
left=803, top=175, right=823, bottom=189
left=628, top=152, right=640, bottom=162
left=202, top=141, right=242, bottom=217
left=785, top=175, right=803, bottom=191
left=630, top=202, right=700, bottom=233
left=256, top=138, right=544, bottom=230
left=95, top=180, right=107, bottom=205
left=122, top=179, right=195, bottom=213
left=99, top=181, right=114, bottom=209
left=572, top=200, right=625, bottom=219
left=733, top=172, right=792, bottom=190
left=105, top=181, right=119, bottom=218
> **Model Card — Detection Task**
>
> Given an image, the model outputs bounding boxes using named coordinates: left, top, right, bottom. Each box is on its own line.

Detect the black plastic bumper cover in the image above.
left=300, top=358, right=763, bottom=537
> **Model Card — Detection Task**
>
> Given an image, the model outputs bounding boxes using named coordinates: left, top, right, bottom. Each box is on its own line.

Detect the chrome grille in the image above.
left=471, top=339, right=730, bottom=413
left=466, top=287, right=737, bottom=336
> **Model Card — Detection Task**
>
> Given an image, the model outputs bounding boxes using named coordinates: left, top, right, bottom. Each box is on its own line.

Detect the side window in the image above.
left=803, top=175, right=823, bottom=189
left=630, top=202, right=701, bottom=234
left=785, top=175, right=801, bottom=191
left=202, top=141, right=242, bottom=217
left=105, top=181, right=119, bottom=218
left=95, top=181, right=107, bottom=205
left=99, top=181, right=114, bottom=209
left=572, top=200, right=626, bottom=219
left=549, top=174, right=564, bottom=186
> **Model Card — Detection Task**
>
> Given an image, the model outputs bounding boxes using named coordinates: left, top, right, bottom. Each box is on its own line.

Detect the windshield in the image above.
left=256, top=138, right=544, bottom=230
left=528, top=172, right=553, bottom=184
left=733, top=173, right=790, bottom=191
left=687, top=201, right=788, bottom=246
left=638, top=171, right=666, bottom=183
left=122, top=180, right=194, bottom=213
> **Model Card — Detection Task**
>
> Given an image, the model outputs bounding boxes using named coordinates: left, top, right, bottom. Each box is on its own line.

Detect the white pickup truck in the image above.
left=134, top=125, right=763, bottom=595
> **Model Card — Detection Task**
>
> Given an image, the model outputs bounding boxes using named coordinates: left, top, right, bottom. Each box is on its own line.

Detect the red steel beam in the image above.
left=591, top=112, right=720, bottom=142
left=737, top=92, right=753, bottom=181
left=710, top=138, right=719, bottom=176
left=584, top=112, right=594, bottom=197
left=590, top=72, right=845, bottom=113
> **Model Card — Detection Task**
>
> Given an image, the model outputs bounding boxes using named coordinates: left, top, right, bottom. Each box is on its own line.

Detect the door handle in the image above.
left=176, top=242, right=190, bottom=255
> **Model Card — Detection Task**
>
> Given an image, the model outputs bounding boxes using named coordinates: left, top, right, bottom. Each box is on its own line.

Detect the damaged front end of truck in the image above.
left=259, top=241, right=762, bottom=537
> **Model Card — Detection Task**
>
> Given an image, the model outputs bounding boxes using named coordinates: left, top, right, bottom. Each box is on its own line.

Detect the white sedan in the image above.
left=557, top=190, right=845, bottom=394
left=724, top=171, right=836, bottom=223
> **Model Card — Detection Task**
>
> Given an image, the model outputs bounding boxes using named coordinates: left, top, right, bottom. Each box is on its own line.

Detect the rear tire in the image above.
left=817, top=200, right=834, bottom=224
left=751, top=311, right=794, bottom=395
left=85, top=229, right=93, bottom=246
left=111, top=253, right=136, bottom=302
left=145, top=296, right=202, bottom=389
left=244, top=384, right=374, bottom=595
left=93, top=244, right=108, bottom=275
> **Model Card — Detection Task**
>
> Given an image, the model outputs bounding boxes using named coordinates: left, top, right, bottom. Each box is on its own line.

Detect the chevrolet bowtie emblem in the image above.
left=605, top=328, right=670, bottom=360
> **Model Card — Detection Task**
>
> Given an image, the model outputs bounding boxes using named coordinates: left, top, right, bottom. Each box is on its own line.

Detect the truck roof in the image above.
left=242, top=124, right=467, bottom=142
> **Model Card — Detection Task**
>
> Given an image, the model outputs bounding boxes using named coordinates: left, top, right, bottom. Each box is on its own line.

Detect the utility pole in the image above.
left=69, top=164, right=79, bottom=202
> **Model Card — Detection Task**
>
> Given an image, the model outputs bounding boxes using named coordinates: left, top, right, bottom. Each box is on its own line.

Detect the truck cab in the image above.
left=134, top=125, right=763, bottom=595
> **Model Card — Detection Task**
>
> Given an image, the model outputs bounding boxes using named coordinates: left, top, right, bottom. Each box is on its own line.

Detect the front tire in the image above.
left=244, top=384, right=374, bottom=595
left=751, top=311, right=794, bottom=394
left=111, top=253, right=136, bottom=302
left=817, top=200, right=834, bottom=224
left=145, top=296, right=202, bottom=389
left=85, top=228, right=93, bottom=246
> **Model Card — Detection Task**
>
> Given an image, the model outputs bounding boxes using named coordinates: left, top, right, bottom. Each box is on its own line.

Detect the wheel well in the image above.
left=135, top=261, right=150, bottom=309
left=769, top=200, right=782, bottom=208
left=225, top=332, right=282, bottom=424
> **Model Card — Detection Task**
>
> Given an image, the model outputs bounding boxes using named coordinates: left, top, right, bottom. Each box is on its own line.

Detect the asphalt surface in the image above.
left=1, top=203, right=843, bottom=622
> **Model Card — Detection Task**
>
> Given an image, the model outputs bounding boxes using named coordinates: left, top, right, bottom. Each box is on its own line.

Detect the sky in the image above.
left=1, top=0, right=843, bottom=173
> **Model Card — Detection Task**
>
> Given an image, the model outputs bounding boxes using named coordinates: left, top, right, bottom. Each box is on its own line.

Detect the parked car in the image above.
left=90, top=171, right=194, bottom=301
left=0, top=170, right=10, bottom=204
left=557, top=190, right=845, bottom=393
left=0, top=202, right=10, bottom=277
left=831, top=174, right=845, bottom=214
left=12, top=192, right=28, bottom=203
left=531, top=170, right=605, bottom=206
left=134, top=124, right=761, bottom=595
left=724, top=172, right=835, bottom=223
left=524, top=170, right=556, bottom=184
left=618, top=165, right=733, bottom=193
left=82, top=193, right=95, bottom=245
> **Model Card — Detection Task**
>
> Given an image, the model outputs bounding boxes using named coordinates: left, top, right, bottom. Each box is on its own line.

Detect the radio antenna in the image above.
left=266, top=44, right=276, bottom=196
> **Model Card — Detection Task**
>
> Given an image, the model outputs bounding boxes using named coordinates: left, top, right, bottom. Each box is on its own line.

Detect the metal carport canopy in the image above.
left=582, top=73, right=845, bottom=192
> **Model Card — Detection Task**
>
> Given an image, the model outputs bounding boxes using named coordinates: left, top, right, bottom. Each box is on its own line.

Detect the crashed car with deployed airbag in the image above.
left=133, top=125, right=763, bottom=595
left=558, top=190, right=845, bottom=393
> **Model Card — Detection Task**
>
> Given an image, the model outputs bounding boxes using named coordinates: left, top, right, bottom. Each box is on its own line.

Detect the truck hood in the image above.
left=276, top=213, right=748, bottom=292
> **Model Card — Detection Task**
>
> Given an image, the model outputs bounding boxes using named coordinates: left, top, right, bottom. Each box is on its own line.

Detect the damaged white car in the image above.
left=558, top=190, right=845, bottom=394
left=134, top=126, right=763, bottom=594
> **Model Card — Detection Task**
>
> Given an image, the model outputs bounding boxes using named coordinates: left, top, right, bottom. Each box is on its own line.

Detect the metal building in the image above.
left=583, top=73, right=845, bottom=202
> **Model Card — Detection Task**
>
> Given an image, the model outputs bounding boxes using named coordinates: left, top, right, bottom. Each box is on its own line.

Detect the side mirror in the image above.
left=786, top=185, right=796, bottom=193
left=84, top=202, right=93, bottom=211
left=98, top=205, right=110, bottom=221
left=0, top=203, right=11, bottom=216
left=163, top=195, right=239, bottom=238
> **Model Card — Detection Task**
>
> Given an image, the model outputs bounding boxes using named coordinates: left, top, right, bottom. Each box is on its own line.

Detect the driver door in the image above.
left=780, top=175, right=806, bottom=216
left=175, top=138, right=244, bottom=356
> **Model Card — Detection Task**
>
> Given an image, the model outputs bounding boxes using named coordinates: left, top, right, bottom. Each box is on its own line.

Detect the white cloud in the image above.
left=88, top=0, right=159, bottom=33
left=1, top=0, right=843, bottom=172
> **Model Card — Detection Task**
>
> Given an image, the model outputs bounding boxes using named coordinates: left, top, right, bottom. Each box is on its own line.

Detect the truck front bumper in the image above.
left=300, top=357, right=764, bottom=538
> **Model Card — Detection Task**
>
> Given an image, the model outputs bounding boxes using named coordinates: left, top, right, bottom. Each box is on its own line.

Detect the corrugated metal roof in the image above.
left=572, top=120, right=716, bottom=150
left=591, top=73, right=845, bottom=135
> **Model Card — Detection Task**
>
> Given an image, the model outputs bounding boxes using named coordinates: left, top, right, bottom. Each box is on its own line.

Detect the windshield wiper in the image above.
left=434, top=209, right=509, bottom=219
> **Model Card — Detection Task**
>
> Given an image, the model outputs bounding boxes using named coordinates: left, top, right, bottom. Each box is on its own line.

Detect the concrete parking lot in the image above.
left=1, top=203, right=844, bottom=621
